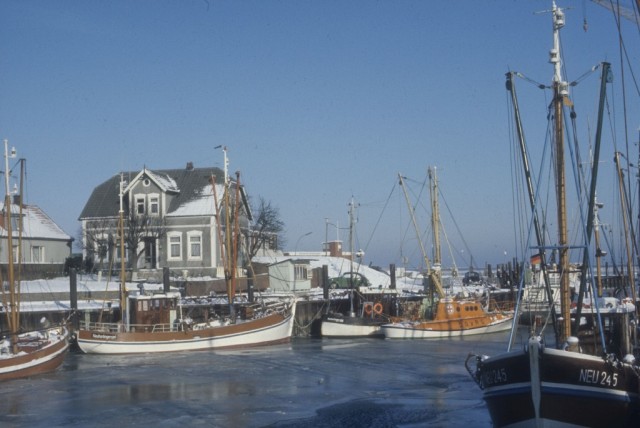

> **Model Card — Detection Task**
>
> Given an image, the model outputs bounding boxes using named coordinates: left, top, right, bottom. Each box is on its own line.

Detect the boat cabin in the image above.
left=127, top=291, right=181, bottom=331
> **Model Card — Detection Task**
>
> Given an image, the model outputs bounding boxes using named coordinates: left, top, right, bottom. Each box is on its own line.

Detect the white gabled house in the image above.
left=0, top=199, right=73, bottom=279
left=79, top=162, right=252, bottom=280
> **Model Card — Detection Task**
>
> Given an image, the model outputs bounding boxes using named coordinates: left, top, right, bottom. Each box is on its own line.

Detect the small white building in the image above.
left=0, top=201, right=73, bottom=278
left=267, top=259, right=312, bottom=293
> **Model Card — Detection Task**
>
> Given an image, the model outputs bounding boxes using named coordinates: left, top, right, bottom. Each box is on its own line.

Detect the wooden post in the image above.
left=69, top=268, right=78, bottom=331
left=390, top=264, right=396, bottom=289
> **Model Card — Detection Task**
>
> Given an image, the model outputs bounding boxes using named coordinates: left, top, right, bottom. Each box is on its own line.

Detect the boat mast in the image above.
left=214, top=145, right=236, bottom=317
left=573, top=62, right=612, bottom=330
left=118, top=173, right=126, bottom=327
left=348, top=197, right=357, bottom=316
left=398, top=173, right=445, bottom=298
left=549, top=2, right=571, bottom=343
left=428, top=167, right=441, bottom=270
left=614, top=153, right=637, bottom=305
left=506, top=71, right=558, bottom=336
left=3, top=140, right=18, bottom=351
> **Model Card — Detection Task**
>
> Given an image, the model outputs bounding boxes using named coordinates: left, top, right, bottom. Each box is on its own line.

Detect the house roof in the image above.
left=0, top=203, right=72, bottom=241
left=79, top=165, right=251, bottom=220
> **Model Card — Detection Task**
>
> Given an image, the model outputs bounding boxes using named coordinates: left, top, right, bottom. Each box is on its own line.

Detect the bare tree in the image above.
left=247, top=197, right=285, bottom=260
left=81, top=217, right=118, bottom=273
left=123, top=205, right=167, bottom=273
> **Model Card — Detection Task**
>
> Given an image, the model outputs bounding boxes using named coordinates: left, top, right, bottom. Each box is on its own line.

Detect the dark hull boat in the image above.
left=466, top=3, right=640, bottom=427
left=468, top=329, right=640, bottom=427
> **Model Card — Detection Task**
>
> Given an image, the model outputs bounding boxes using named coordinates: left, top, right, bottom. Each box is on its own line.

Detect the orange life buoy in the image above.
left=373, top=302, right=383, bottom=315
left=364, top=303, right=373, bottom=315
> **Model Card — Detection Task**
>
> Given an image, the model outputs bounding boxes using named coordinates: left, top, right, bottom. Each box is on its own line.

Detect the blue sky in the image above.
left=0, top=1, right=638, bottom=270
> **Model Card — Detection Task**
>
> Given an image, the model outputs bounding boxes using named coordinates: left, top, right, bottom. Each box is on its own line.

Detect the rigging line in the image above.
left=437, top=215, right=459, bottom=273
left=436, top=188, right=474, bottom=268
left=512, top=71, right=548, bottom=90
left=362, top=181, right=396, bottom=256
left=606, top=0, right=640, bottom=97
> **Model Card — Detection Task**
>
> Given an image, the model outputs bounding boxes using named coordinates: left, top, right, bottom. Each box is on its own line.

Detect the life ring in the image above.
left=364, top=303, right=373, bottom=315
left=373, top=303, right=383, bottom=315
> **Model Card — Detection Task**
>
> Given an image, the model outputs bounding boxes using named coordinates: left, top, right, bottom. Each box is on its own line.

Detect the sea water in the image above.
left=0, top=331, right=514, bottom=427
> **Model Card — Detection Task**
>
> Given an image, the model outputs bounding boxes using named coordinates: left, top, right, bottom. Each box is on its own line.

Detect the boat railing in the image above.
left=79, top=321, right=121, bottom=333
left=79, top=321, right=176, bottom=333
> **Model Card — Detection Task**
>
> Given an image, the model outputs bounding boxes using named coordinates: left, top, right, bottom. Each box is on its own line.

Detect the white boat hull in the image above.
left=321, top=316, right=384, bottom=337
left=77, top=302, right=296, bottom=354
left=381, top=315, right=513, bottom=339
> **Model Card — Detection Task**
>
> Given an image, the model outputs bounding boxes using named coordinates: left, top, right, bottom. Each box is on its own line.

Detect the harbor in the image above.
left=1, top=2, right=640, bottom=427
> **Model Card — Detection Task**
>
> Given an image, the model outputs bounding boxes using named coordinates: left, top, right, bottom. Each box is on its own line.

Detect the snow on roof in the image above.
left=253, top=255, right=422, bottom=291
left=0, top=203, right=71, bottom=241
left=145, top=169, right=179, bottom=192
left=166, top=183, right=222, bottom=217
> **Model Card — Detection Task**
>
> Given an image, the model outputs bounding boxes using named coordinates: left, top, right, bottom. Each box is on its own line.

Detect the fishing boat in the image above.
left=0, top=140, right=69, bottom=380
left=76, top=289, right=296, bottom=354
left=465, top=4, right=640, bottom=427
left=321, top=287, right=399, bottom=338
left=381, top=168, right=513, bottom=339
left=320, top=197, right=402, bottom=338
left=382, top=297, right=512, bottom=339
left=77, top=148, right=296, bottom=354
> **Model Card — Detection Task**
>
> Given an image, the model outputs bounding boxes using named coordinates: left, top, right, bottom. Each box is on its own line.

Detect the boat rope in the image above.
left=361, top=181, right=397, bottom=258
left=464, top=353, right=484, bottom=389
left=293, top=299, right=328, bottom=330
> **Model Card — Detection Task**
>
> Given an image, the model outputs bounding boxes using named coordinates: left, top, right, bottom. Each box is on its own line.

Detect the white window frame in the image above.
left=149, top=193, right=160, bottom=216
left=187, top=231, right=203, bottom=261
left=114, top=239, right=127, bottom=262
left=294, top=264, right=309, bottom=281
left=135, top=194, right=145, bottom=215
left=168, top=232, right=182, bottom=260
left=31, top=246, right=45, bottom=263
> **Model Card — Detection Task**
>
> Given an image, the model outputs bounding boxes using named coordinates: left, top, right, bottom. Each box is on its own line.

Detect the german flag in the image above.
left=530, top=253, right=542, bottom=265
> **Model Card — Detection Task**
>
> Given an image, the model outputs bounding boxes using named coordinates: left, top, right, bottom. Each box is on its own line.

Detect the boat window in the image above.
left=142, top=300, right=149, bottom=311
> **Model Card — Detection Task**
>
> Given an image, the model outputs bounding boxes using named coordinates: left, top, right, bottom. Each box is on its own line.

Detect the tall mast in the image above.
left=348, top=197, right=357, bottom=316
left=428, top=167, right=441, bottom=269
left=549, top=2, right=571, bottom=343
left=506, top=71, right=558, bottom=337
left=118, top=173, right=126, bottom=326
left=398, top=173, right=445, bottom=297
left=3, top=140, right=17, bottom=348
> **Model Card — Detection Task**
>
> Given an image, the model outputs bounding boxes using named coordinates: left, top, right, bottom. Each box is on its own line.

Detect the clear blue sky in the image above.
left=1, top=1, right=638, bottom=270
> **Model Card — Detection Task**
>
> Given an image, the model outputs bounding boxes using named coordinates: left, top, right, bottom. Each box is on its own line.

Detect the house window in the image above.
left=115, top=240, right=126, bottom=261
left=188, top=232, right=202, bottom=260
left=31, top=246, right=45, bottom=263
left=10, top=214, right=20, bottom=233
left=136, top=196, right=145, bottom=214
left=168, top=233, right=182, bottom=260
left=294, top=264, right=308, bottom=280
left=149, top=195, right=159, bottom=215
